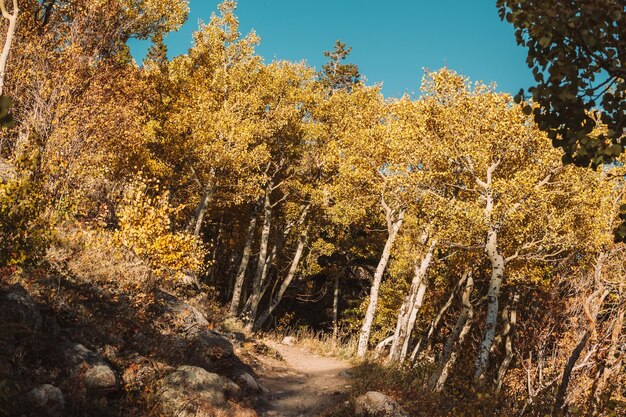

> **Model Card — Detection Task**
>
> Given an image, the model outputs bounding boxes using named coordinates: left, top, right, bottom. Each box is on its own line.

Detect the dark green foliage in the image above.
left=498, top=0, right=626, bottom=240
left=498, top=0, right=625, bottom=167
left=321, top=40, right=360, bottom=92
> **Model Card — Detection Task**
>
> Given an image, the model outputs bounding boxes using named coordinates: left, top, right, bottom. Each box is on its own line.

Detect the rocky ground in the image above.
left=0, top=271, right=375, bottom=417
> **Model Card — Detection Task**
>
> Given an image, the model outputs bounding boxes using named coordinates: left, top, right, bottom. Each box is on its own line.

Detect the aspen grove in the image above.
left=0, top=1, right=625, bottom=416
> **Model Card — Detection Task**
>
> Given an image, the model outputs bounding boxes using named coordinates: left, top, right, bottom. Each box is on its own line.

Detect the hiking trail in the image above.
left=254, top=340, right=353, bottom=417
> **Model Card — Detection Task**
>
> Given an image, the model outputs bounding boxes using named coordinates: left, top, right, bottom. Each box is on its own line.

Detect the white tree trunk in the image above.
left=333, top=274, right=340, bottom=338
left=388, top=240, right=436, bottom=363
left=229, top=209, right=258, bottom=316
left=411, top=271, right=468, bottom=361
left=254, top=229, right=308, bottom=330
left=496, top=292, right=519, bottom=393
left=244, top=184, right=273, bottom=329
left=0, top=0, right=18, bottom=97
left=428, top=272, right=475, bottom=391
left=474, top=160, right=504, bottom=382
left=474, top=227, right=504, bottom=381
left=357, top=205, right=405, bottom=357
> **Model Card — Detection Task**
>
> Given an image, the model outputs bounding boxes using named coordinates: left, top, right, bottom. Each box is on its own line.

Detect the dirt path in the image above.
left=254, top=340, right=353, bottom=417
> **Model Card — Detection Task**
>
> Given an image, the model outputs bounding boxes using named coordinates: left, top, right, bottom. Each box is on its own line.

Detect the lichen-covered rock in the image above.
left=159, top=365, right=243, bottom=417
left=84, top=363, right=118, bottom=391
left=232, top=369, right=263, bottom=393
left=63, top=343, right=119, bottom=392
left=25, top=384, right=64, bottom=416
left=156, top=291, right=234, bottom=361
left=0, top=284, right=42, bottom=333
left=354, top=391, right=409, bottom=417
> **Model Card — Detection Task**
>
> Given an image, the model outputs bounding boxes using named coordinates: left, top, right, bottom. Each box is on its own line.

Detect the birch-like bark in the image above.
left=332, top=274, right=340, bottom=339
left=411, top=271, right=468, bottom=361
left=388, top=239, right=436, bottom=363
left=244, top=183, right=273, bottom=329
left=186, top=166, right=216, bottom=238
left=252, top=203, right=310, bottom=309
left=253, top=229, right=308, bottom=330
left=0, top=0, right=18, bottom=97
left=474, top=160, right=504, bottom=382
left=229, top=208, right=258, bottom=316
left=356, top=201, right=405, bottom=357
left=496, top=292, right=519, bottom=394
left=428, top=272, right=474, bottom=392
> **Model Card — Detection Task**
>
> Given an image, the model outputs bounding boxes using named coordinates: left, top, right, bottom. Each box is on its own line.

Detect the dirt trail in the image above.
left=255, top=340, right=353, bottom=417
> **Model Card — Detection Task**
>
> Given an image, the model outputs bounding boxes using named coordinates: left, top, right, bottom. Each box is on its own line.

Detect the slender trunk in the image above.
left=411, top=271, right=468, bottom=361
left=229, top=208, right=258, bottom=316
left=187, top=182, right=215, bottom=238
left=244, top=185, right=273, bottom=328
left=474, top=227, right=504, bottom=381
left=0, top=0, right=18, bottom=97
left=496, top=292, right=519, bottom=394
left=428, top=272, right=474, bottom=391
left=553, top=331, right=590, bottom=416
left=594, top=271, right=625, bottom=407
left=254, top=229, right=308, bottom=330
left=375, top=336, right=394, bottom=356
left=388, top=240, right=436, bottom=363
left=594, top=307, right=624, bottom=409
left=207, top=220, right=223, bottom=286
left=553, top=286, right=609, bottom=416
left=357, top=205, right=405, bottom=357
left=333, top=274, right=340, bottom=339
left=251, top=203, right=310, bottom=312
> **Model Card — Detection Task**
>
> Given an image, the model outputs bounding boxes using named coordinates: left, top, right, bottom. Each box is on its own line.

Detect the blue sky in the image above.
left=128, top=1, right=534, bottom=98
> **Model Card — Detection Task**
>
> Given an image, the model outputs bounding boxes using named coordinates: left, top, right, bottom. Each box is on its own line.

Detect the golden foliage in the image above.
left=115, top=179, right=206, bottom=281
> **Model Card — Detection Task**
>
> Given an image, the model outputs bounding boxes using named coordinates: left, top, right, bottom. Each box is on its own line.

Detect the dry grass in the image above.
left=47, top=223, right=154, bottom=290
left=266, top=326, right=359, bottom=361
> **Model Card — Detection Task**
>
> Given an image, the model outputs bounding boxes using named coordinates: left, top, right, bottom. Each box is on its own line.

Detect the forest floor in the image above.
left=254, top=339, right=353, bottom=417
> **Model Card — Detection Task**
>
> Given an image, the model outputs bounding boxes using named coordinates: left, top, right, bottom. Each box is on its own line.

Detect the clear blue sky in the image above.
left=128, top=0, right=534, bottom=98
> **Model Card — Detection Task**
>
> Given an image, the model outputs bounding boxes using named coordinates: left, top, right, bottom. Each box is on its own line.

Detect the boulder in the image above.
left=219, top=330, right=246, bottom=345
left=84, top=363, right=118, bottom=391
left=281, top=336, right=296, bottom=346
left=156, top=291, right=234, bottom=360
left=354, top=391, right=409, bottom=417
left=0, top=284, right=42, bottom=333
left=156, top=291, right=210, bottom=331
left=25, top=384, right=64, bottom=416
left=63, top=343, right=119, bottom=392
left=231, top=369, right=263, bottom=393
left=158, top=365, right=242, bottom=417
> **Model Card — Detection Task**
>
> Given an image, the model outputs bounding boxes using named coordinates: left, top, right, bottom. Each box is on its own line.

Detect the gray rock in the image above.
left=156, top=291, right=209, bottom=331
left=63, top=343, right=119, bottom=392
left=0, top=284, right=42, bottom=333
left=281, top=336, right=296, bottom=346
left=354, top=391, right=409, bottom=417
left=156, top=291, right=234, bottom=359
left=26, top=384, right=64, bottom=416
left=232, top=369, right=262, bottom=392
left=159, top=365, right=241, bottom=417
left=84, top=363, right=118, bottom=391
